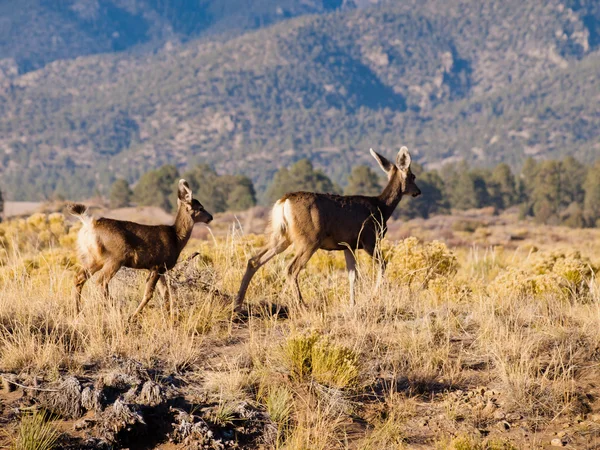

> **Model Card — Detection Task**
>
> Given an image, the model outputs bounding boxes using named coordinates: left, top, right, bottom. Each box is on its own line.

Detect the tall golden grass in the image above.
left=0, top=211, right=599, bottom=448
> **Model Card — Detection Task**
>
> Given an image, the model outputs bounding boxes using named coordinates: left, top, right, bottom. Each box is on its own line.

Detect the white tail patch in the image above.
left=270, top=199, right=293, bottom=239
left=76, top=219, right=101, bottom=265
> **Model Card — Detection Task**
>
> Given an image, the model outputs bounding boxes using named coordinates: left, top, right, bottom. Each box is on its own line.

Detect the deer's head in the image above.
left=370, top=147, right=421, bottom=197
left=178, top=179, right=213, bottom=224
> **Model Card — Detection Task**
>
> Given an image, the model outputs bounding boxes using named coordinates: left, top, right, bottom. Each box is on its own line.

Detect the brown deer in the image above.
left=69, top=179, right=213, bottom=319
left=235, top=147, right=421, bottom=310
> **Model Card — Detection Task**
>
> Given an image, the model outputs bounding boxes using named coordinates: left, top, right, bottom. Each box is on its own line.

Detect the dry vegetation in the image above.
left=0, top=208, right=600, bottom=449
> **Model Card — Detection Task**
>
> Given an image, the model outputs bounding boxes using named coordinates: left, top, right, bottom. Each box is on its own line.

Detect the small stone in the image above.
left=482, top=400, right=497, bottom=414
left=557, top=431, right=567, bottom=438
left=506, top=412, right=522, bottom=421
left=493, top=411, right=506, bottom=420
left=74, top=418, right=95, bottom=431
left=1, top=374, right=18, bottom=392
left=551, top=438, right=565, bottom=447
left=498, top=420, right=511, bottom=431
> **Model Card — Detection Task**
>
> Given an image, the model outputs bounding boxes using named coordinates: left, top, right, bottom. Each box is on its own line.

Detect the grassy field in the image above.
left=0, top=207, right=599, bottom=449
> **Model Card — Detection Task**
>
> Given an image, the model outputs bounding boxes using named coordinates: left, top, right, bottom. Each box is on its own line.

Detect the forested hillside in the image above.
left=0, top=0, right=599, bottom=200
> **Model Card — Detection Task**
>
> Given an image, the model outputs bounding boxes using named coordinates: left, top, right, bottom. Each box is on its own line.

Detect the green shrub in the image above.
left=12, top=412, right=60, bottom=450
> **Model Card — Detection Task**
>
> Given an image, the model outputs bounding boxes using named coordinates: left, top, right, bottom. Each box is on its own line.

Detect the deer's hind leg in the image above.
left=235, top=238, right=290, bottom=311
left=364, top=243, right=386, bottom=289
left=73, top=262, right=101, bottom=314
left=96, top=260, right=122, bottom=299
left=286, top=243, right=319, bottom=308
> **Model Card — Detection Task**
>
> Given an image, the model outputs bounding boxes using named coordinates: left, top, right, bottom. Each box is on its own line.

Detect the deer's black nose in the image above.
left=413, top=190, right=422, bottom=198
left=206, top=214, right=213, bottom=223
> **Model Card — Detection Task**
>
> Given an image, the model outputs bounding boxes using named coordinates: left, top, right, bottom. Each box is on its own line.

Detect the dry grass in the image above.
left=0, top=210, right=599, bottom=447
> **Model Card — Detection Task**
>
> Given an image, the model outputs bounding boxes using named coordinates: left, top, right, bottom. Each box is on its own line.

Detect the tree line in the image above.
left=106, top=155, right=600, bottom=227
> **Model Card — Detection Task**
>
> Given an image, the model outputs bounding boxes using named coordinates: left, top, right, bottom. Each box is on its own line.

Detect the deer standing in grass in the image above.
left=69, top=179, right=213, bottom=320
left=235, top=147, right=421, bottom=310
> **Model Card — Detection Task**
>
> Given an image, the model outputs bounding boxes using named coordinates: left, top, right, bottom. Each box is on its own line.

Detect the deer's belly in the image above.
left=320, top=237, right=358, bottom=251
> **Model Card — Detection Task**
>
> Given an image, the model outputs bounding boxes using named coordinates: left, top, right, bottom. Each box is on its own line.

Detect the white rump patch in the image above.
left=76, top=219, right=101, bottom=265
left=270, top=199, right=293, bottom=238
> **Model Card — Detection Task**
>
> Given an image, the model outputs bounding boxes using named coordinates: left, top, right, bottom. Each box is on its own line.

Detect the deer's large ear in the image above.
left=178, top=179, right=193, bottom=203
left=370, top=148, right=394, bottom=174
left=396, top=146, right=412, bottom=172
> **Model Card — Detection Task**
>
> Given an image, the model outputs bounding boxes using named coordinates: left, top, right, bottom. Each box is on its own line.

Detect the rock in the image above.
left=557, top=431, right=567, bottom=438
left=81, top=386, right=104, bottom=412
left=493, top=411, right=506, bottom=420
left=506, top=412, right=522, bottom=422
left=138, top=381, right=164, bottom=406
left=74, top=418, right=95, bottom=431
left=36, top=376, right=83, bottom=419
left=551, top=438, right=565, bottom=447
left=498, top=420, right=511, bottom=431
left=482, top=400, right=497, bottom=415
left=1, top=374, right=18, bottom=392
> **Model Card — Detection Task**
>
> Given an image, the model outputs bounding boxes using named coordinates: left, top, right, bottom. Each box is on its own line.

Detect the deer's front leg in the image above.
left=344, top=249, right=357, bottom=306
left=157, top=275, right=173, bottom=320
left=130, top=270, right=161, bottom=320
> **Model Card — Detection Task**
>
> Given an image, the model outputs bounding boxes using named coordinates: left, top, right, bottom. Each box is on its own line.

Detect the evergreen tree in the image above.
left=583, top=161, right=600, bottom=227
left=344, top=165, right=382, bottom=195
left=133, top=164, right=179, bottom=211
left=489, top=163, right=518, bottom=209
left=560, top=156, right=586, bottom=206
left=220, top=174, right=256, bottom=211
left=399, top=170, right=449, bottom=219
left=109, top=178, right=132, bottom=208
left=266, top=159, right=338, bottom=203
left=530, top=160, right=562, bottom=224
left=182, top=165, right=257, bottom=213
left=182, top=164, right=225, bottom=213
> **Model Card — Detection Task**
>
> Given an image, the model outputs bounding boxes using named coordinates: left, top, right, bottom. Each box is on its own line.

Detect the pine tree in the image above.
left=584, top=161, right=600, bottom=227
left=399, top=170, right=449, bottom=219
left=109, top=178, right=132, bottom=208
left=530, top=160, right=562, bottom=224
left=133, top=164, right=179, bottom=211
left=489, top=163, right=518, bottom=209
left=560, top=156, right=586, bottom=206
left=344, top=165, right=382, bottom=195
left=182, top=164, right=225, bottom=213
left=266, top=159, right=338, bottom=204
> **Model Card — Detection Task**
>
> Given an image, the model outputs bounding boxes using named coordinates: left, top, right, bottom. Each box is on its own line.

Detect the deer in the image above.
left=234, top=147, right=421, bottom=311
left=68, top=179, right=213, bottom=320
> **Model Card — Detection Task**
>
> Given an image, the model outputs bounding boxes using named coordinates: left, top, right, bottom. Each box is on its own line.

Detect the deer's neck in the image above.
left=377, top=172, right=404, bottom=220
left=173, top=207, right=194, bottom=253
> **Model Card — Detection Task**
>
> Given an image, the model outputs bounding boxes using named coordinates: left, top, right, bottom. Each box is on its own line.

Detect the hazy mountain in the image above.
left=0, top=0, right=599, bottom=200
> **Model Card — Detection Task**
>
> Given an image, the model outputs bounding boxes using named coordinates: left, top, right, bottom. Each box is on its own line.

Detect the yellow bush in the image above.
left=0, top=214, right=72, bottom=254
left=281, top=333, right=360, bottom=389
left=386, top=237, right=458, bottom=288
left=488, top=251, right=597, bottom=301
left=311, top=339, right=360, bottom=389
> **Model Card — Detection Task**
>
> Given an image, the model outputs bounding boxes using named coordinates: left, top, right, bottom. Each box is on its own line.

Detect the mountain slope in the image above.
left=0, top=0, right=353, bottom=73
left=1, top=0, right=599, bottom=200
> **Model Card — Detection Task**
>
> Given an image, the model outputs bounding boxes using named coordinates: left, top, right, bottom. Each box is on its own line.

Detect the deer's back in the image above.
left=279, top=192, right=384, bottom=251
left=88, top=218, right=180, bottom=270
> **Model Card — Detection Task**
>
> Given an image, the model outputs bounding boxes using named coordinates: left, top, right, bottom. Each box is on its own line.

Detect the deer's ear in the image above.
left=178, top=179, right=193, bottom=203
left=370, top=148, right=394, bottom=174
left=396, top=146, right=412, bottom=172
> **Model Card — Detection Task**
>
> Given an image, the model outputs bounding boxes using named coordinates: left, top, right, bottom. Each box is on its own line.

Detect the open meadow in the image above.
left=0, top=206, right=599, bottom=449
